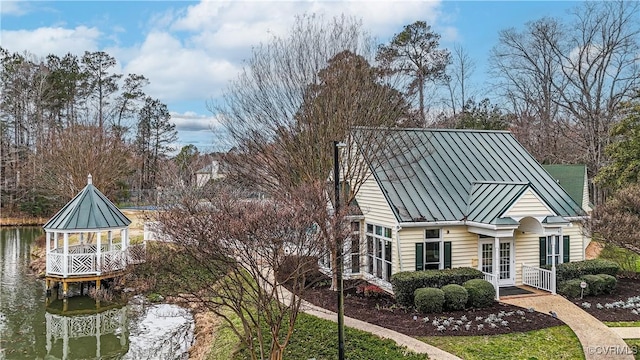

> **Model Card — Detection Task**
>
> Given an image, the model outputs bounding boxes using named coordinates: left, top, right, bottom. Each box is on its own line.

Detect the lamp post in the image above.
left=333, top=140, right=346, bottom=360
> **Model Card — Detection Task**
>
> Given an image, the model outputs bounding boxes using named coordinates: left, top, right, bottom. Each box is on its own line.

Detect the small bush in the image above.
left=363, top=285, right=386, bottom=298
left=463, top=279, right=495, bottom=308
left=597, top=273, right=617, bottom=294
left=414, top=287, right=445, bottom=313
left=581, top=274, right=606, bottom=296
left=442, top=284, right=468, bottom=311
left=553, top=259, right=620, bottom=282
left=557, top=279, right=587, bottom=298
left=391, top=267, right=483, bottom=307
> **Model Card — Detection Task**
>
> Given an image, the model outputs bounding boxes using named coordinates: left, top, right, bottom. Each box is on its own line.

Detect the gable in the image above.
left=503, top=188, right=556, bottom=218
left=354, top=128, right=585, bottom=223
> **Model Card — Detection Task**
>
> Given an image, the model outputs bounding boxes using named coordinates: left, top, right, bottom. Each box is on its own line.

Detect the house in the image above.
left=195, top=154, right=224, bottom=187
left=343, top=128, right=590, bottom=297
left=195, top=159, right=224, bottom=187
left=543, top=164, right=592, bottom=213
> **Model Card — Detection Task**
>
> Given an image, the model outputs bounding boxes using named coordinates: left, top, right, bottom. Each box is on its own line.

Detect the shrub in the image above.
left=463, top=279, right=495, bottom=308
left=557, top=279, right=587, bottom=298
left=414, top=287, right=445, bottom=313
left=581, top=274, right=606, bottom=296
left=597, top=273, right=617, bottom=294
left=364, top=285, right=386, bottom=298
left=553, top=259, right=620, bottom=282
left=442, top=284, right=468, bottom=311
left=391, top=267, right=483, bottom=307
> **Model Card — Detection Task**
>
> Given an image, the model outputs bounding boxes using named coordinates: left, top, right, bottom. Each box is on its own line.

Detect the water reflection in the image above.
left=44, top=297, right=129, bottom=360
left=1, top=228, right=194, bottom=360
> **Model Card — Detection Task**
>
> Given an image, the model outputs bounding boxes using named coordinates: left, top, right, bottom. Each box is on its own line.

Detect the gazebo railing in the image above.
left=46, top=243, right=145, bottom=277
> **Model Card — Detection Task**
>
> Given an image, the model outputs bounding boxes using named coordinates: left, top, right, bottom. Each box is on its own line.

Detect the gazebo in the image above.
left=44, top=174, right=143, bottom=297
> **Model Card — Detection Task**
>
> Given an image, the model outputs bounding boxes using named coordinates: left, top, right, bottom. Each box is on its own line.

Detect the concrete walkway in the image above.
left=502, top=294, right=635, bottom=360
left=610, top=327, right=640, bottom=339
left=298, top=298, right=462, bottom=360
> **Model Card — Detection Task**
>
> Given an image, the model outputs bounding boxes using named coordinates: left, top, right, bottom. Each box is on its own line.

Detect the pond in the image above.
left=0, top=227, right=194, bottom=359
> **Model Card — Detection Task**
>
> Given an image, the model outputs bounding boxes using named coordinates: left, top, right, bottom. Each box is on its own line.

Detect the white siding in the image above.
left=397, top=226, right=478, bottom=274
left=514, top=232, right=541, bottom=284
left=564, top=222, right=588, bottom=262
left=582, top=173, right=592, bottom=213
left=504, top=189, right=554, bottom=217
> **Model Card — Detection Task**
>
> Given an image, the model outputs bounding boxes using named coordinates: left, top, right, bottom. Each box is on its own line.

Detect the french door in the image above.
left=479, top=239, right=515, bottom=286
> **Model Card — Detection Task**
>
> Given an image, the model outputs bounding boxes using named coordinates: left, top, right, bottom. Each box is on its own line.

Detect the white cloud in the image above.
left=123, top=31, right=240, bottom=103
left=1, top=1, right=30, bottom=15
left=1, top=26, right=101, bottom=58
left=170, top=111, right=221, bottom=132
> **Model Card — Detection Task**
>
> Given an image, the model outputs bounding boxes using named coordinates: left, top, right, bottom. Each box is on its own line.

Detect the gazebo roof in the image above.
left=44, top=175, right=131, bottom=231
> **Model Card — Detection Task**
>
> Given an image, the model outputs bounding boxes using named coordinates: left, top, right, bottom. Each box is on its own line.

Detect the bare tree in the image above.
left=490, top=1, right=640, bottom=203
left=444, top=43, right=476, bottom=117
left=33, top=124, right=132, bottom=203
left=144, top=182, right=338, bottom=360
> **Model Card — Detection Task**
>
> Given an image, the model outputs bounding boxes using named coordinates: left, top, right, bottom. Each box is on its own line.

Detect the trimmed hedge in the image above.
left=463, top=279, right=495, bottom=308
left=557, top=279, right=586, bottom=298
left=597, top=274, right=617, bottom=294
left=391, top=267, right=483, bottom=307
left=414, top=287, right=445, bottom=313
left=442, top=284, right=468, bottom=311
left=550, top=259, right=620, bottom=282
left=581, top=274, right=605, bottom=296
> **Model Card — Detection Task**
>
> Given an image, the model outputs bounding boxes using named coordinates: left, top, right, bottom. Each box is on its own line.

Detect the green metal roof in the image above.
left=355, top=128, right=585, bottom=224
left=44, top=175, right=131, bottom=230
left=466, top=182, right=528, bottom=224
left=542, top=164, right=587, bottom=209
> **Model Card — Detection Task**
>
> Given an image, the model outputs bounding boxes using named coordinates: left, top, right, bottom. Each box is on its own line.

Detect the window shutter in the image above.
left=444, top=242, right=452, bottom=269
left=539, top=237, right=547, bottom=266
left=415, top=243, right=424, bottom=271
left=563, top=235, right=570, bottom=263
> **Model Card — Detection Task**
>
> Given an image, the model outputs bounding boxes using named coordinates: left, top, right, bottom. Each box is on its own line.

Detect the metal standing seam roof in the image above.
left=44, top=175, right=131, bottom=230
left=354, top=128, right=586, bottom=224
left=466, top=182, right=529, bottom=225
left=542, top=164, right=587, bottom=209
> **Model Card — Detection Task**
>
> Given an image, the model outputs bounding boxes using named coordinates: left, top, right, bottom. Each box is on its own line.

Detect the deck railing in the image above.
left=482, top=271, right=500, bottom=300
left=46, top=243, right=146, bottom=277
left=522, top=264, right=555, bottom=294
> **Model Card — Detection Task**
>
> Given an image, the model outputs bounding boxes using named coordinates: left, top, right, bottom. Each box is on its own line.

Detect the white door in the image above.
left=479, top=239, right=515, bottom=286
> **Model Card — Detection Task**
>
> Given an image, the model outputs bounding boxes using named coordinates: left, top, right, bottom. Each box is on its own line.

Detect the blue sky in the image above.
left=1, top=1, right=578, bottom=153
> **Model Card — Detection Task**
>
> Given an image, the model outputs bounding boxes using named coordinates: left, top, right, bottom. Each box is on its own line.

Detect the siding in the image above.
left=397, top=226, right=478, bottom=274
left=356, top=172, right=400, bottom=274
left=514, top=232, right=541, bottom=284
left=504, top=189, right=554, bottom=217
left=564, top=222, right=588, bottom=262
left=582, top=175, right=592, bottom=213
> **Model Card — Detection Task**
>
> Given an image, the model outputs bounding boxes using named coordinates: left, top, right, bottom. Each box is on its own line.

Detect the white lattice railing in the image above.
left=522, top=264, right=555, bottom=294
left=46, top=244, right=146, bottom=277
left=127, top=243, right=146, bottom=264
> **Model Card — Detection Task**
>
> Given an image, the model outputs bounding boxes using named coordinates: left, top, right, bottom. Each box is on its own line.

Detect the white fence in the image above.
left=46, top=243, right=146, bottom=277
left=522, top=264, right=555, bottom=294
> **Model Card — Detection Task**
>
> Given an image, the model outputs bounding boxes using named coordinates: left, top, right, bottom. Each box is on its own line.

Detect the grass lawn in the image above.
left=210, top=312, right=426, bottom=360
left=605, top=321, right=640, bottom=327
left=598, top=243, right=640, bottom=274
left=625, top=339, right=640, bottom=360
left=420, top=325, right=583, bottom=360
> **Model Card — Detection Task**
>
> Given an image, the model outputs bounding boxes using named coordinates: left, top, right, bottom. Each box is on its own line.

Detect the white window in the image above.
left=348, top=221, right=361, bottom=274
left=366, top=224, right=392, bottom=281
left=424, top=229, right=442, bottom=270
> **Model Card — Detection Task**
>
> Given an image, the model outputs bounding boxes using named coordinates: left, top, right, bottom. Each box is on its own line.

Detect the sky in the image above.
left=0, top=0, right=579, bottom=153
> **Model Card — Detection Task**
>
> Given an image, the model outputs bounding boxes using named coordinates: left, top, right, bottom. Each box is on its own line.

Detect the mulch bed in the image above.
left=286, top=275, right=564, bottom=337
left=568, top=277, right=640, bottom=322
